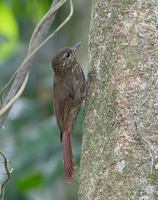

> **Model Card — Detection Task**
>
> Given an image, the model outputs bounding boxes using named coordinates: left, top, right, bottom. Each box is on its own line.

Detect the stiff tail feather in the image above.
left=62, top=131, right=74, bottom=182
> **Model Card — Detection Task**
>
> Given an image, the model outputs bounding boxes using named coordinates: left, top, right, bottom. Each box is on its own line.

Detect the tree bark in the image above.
left=79, top=0, right=158, bottom=199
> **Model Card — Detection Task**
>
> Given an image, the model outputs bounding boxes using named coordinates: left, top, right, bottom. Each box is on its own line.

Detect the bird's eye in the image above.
left=65, top=52, right=70, bottom=57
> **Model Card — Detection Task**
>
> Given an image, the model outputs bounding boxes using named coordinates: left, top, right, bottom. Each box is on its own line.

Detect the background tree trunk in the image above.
left=79, top=0, right=158, bottom=199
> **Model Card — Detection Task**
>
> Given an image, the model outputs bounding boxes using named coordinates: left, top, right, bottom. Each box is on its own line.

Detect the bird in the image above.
left=51, top=42, right=86, bottom=182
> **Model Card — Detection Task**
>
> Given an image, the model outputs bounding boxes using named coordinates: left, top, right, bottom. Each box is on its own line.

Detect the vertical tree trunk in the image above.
left=79, top=0, right=158, bottom=199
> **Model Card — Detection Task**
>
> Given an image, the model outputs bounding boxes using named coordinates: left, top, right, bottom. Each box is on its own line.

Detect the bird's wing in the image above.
left=54, top=98, right=73, bottom=141
left=53, top=74, right=75, bottom=140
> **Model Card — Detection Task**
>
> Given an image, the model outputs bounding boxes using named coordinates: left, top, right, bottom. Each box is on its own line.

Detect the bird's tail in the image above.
left=62, top=131, right=74, bottom=182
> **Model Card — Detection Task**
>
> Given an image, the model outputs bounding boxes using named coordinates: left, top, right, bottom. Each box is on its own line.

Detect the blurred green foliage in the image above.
left=16, top=172, right=44, bottom=191
left=0, top=0, right=90, bottom=200
left=0, top=2, right=18, bottom=62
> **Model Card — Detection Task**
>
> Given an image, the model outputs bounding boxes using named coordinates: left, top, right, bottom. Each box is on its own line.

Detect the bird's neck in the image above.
left=53, top=60, right=78, bottom=76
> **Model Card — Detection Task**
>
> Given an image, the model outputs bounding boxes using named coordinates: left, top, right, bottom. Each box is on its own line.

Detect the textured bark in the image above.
left=79, top=0, right=158, bottom=199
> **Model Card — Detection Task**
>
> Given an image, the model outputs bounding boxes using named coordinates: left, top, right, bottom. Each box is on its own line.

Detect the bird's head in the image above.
left=52, top=42, right=81, bottom=75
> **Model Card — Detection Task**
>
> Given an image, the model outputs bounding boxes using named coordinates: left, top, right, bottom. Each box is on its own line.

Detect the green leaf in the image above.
left=16, top=172, right=44, bottom=191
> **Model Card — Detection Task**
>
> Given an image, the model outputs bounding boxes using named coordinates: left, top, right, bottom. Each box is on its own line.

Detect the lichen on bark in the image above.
left=79, top=0, right=158, bottom=199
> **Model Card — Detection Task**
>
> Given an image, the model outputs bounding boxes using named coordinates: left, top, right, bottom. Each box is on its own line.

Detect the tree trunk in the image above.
left=79, top=0, right=158, bottom=199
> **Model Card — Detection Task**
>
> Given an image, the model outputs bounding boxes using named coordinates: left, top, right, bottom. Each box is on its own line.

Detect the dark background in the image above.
left=0, top=0, right=90, bottom=199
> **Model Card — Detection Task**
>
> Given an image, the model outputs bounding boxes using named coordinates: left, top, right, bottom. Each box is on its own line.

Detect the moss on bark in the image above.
left=79, top=0, right=158, bottom=199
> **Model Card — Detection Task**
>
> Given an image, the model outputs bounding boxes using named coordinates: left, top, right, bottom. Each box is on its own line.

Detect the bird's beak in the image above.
left=72, top=42, right=81, bottom=54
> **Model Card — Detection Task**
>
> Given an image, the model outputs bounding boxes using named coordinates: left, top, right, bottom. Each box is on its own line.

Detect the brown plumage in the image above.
left=51, top=42, right=86, bottom=182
